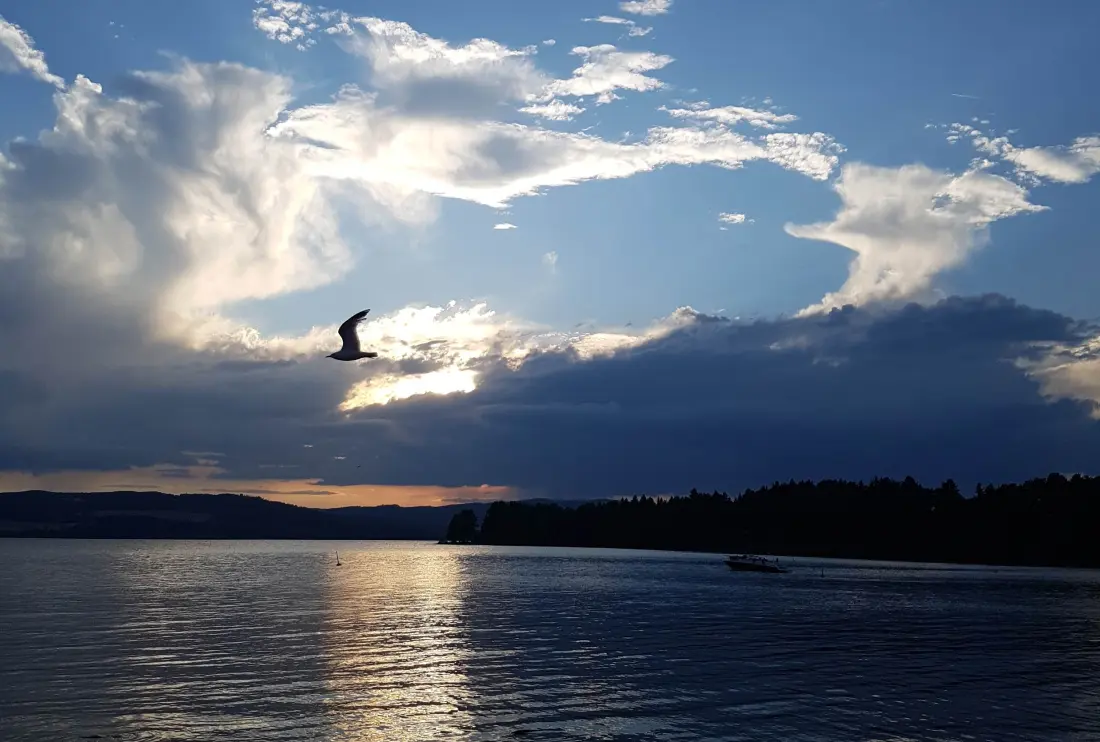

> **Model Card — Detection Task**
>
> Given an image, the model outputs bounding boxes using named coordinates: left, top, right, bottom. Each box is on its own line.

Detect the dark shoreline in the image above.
left=456, top=473, right=1100, bottom=570
left=5, top=472, right=1100, bottom=569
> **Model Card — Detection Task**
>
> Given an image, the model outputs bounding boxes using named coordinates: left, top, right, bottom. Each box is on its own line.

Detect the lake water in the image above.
left=1, top=541, right=1099, bottom=741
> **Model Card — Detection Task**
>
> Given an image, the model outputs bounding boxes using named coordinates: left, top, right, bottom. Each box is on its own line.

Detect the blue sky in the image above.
left=1, top=0, right=1099, bottom=505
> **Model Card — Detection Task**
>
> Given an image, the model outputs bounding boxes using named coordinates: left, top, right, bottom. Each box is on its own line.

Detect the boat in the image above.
left=724, top=554, right=787, bottom=573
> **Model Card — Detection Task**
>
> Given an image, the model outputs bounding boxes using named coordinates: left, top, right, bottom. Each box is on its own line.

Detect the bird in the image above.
left=327, top=309, right=379, bottom=361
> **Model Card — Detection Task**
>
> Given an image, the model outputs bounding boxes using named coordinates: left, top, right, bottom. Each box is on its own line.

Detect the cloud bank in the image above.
left=1, top=1, right=1099, bottom=503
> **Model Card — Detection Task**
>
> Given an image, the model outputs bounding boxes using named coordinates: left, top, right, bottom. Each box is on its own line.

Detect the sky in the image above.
left=1, top=0, right=1099, bottom=508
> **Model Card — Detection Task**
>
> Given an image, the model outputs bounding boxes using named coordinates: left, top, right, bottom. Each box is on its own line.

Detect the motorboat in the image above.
left=725, top=554, right=787, bottom=573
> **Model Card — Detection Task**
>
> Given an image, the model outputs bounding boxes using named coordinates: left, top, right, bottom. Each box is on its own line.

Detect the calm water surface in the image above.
left=1, top=540, right=1099, bottom=741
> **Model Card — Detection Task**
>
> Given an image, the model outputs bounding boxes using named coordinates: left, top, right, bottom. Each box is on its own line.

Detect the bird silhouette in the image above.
left=327, top=309, right=379, bottom=361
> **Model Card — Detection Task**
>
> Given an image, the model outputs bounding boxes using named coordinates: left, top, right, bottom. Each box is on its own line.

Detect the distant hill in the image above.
left=0, top=491, right=602, bottom=540
left=0, top=491, right=480, bottom=540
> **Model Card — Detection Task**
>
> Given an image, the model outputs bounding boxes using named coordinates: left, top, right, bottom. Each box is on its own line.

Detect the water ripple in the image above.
left=1, top=541, right=1099, bottom=741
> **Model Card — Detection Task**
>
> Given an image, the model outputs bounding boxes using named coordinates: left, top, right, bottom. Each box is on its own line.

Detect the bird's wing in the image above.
left=337, top=309, right=370, bottom=352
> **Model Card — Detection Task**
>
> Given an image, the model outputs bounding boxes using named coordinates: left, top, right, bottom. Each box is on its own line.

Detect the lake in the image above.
left=1, top=540, right=1098, bottom=741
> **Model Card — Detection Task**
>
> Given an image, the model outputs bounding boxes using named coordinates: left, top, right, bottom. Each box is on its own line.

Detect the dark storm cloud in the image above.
left=317, top=294, right=1100, bottom=496
left=6, top=293, right=1094, bottom=497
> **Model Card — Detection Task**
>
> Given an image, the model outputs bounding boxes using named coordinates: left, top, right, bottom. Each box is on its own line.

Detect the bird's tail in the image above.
left=365, top=352, right=379, bottom=358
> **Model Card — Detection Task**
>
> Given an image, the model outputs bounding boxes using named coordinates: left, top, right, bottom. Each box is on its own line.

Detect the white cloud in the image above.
left=0, top=13, right=64, bottom=87
left=269, top=86, right=842, bottom=211
left=718, top=212, right=751, bottom=225
left=619, top=0, right=673, bottom=16
left=247, top=7, right=840, bottom=186
left=542, top=251, right=559, bottom=271
left=787, top=163, right=1047, bottom=314
left=340, top=16, right=546, bottom=115
left=252, top=0, right=319, bottom=49
left=947, top=123, right=1100, bottom=185
left=542, top=39, right=556, bottom=46
left=350, top=17, right=538, bottom=88
left=585, top=15, right=629, bottom=26
left=1003, top=136, right=1100, bottom=185
left=0, top=64, right=356, bottom=335
left=543, top=44, right=672, bottom=104
left=0, top=52, right=698, bottom=412
left=257, top=5, right=666, bottom=114
left=583, top=15, right=653, bottom=37
left=762, top=132, right=843, bottom=181
left=657, top=104, right=842, bottom=180
left=493, top=222, right=517, bottom=230
left=519, top=99, right=586, bottom=121
left=663, top=103, right=799, bottom=130
left=0, top=9, right=843, bottom=427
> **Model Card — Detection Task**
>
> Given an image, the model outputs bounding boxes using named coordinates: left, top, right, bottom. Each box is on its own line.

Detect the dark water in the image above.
left=1, top=541, right=1099, bottom=741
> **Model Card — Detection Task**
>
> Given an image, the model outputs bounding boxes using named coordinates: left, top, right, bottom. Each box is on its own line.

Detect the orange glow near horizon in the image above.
left=0, top=465, right=516, bottom=508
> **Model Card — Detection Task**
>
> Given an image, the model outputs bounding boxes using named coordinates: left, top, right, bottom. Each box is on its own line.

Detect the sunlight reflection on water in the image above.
left=1, top=540, right=1099, bottom=741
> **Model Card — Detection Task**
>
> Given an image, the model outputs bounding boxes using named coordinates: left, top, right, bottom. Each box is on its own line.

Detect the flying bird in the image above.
left=327, top=309, right=379, bottom=361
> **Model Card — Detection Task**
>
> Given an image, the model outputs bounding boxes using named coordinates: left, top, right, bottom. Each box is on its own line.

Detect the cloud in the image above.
left=260, top=4, right=662, bottom=114
left=619, top=0, right=673, bottom=16
left=787, top=163, right=1046, bottom=314
left=718, top=212, right=750, bottom=225
left=0, top=13, right=64, bottom=87
left=947, top=123, right=1100, bottom=185
left=662, top=103, right=799, bottom=130
left=246, top=8, right=841, bottom=186
left=251, top=0, right=319, bottom=50
left=542, top=39, right=556, bottom=46
left=657, top=103, right=843, bottom=179
left=493, top=222, right=517, bottom=230
left=519, top=99, right=585, bottom=121
left=14, top=7, right=1096, bottom=503
left=243, top=7, right=845, bottom=197
left=0, top=29, right=847, bottom=490
left=582, top=16, right=652, bottom=37
left=1005, top=138, right=1100, bottom=184
left=542, top=251, right=559, bottom=272
left=11, top=296, right=1095, bottom=500
left=322, top=296, right=1098, bottom=497
left=544, top=44, right=671, bottom=104
left=335, top=16, right=546, bottom=118
left=0, top=13, right=844, bottom=387
left=760, top=132, right=845, bottom=181
left=0, top=66, right=355, bottom=334
left=269, top=85, right=841, bottom=211
left=1, top=65, right=1098, bottom=503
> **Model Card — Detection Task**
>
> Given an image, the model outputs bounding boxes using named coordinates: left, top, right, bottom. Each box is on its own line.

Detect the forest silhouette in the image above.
left=445, top=473, right=1100, bottom=568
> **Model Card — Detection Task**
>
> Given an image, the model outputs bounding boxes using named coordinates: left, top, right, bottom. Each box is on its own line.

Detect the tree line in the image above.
left=442, top=473, right=1100, bottom=567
